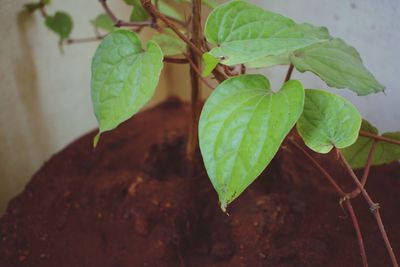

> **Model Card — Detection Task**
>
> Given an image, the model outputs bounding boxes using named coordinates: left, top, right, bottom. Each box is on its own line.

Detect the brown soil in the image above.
left=1, top=98, right=399, bottom=267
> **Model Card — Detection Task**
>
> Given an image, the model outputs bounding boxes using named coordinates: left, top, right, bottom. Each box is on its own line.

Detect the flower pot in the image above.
left=1, top=98, right=399, bottom=267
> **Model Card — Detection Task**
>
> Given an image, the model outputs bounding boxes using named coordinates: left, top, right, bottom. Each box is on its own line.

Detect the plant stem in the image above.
left=141, top=0, right=203, bottom=57
left=185, top=55, right=215, bottom=90
left=338, top=150, right=399, bottom=267
left=100, top=0, right=152, bottom=29
left=289, top=139, right=346, bottom=196
left=99, top=0, right=117, bottom=22
left=185, top=0, right=203, bottom=164
left=163, top=57, right=189, bottom=64
left=284, top=64, right=294, bottom=82
left=140, top=0, right=228, bottom=83
left=65, top=36, right=105, bottom=45
left=115, top=20, right=151, bottom=27
left=289, top=139, right=369, bottom=267
left=359, top=131, right=400, bottom=146
left=344, top=199, right=369, bottom=267
left=348, top=141, right=377, bottom=198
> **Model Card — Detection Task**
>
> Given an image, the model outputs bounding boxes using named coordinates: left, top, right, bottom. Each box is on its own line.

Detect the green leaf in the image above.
left=290, top=38, right=385, bottom=96
left=297, top=89, right=362, bottom=153
left=126, top=0, right=183, bottom=22
left=341, top=120, right=400, bottom=169
left=245, top=52, right=291, bottom=68
left=24, top=0, right=50, bottom=12
left=92, top=14, right=115, bottom=32
left=204, top=1, right=328, bottom=66
left=245, top=23, right=330, bottom=68
left=91, top=30, right=164, bottom=143
left=152, top=29, right=186, bottom=56
left=126, top=0, right=150, bottom=21
left=199, top=75, right=305, bottom=211
left=45, top=11, right=73, bottom=42
left=158, top=1, right=184, bottom=22
left=24, top=3, right=42, bottom=12
left=202, top=0, right=219, bottom=8
left=202, top=52, right=220, bottom=77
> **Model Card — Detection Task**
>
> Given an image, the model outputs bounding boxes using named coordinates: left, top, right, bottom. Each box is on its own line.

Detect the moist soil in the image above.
left=1, top=98, right=399, bottom=267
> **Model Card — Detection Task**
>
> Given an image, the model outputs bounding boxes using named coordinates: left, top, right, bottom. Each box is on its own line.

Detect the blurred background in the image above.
left=0, top=0, right=399, bottom=214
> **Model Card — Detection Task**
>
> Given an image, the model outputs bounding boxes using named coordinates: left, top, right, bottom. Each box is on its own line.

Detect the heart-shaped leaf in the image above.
left=91, top=30, right=163, bottom=145
left=45, top=11, right=73, bottom=42
left=92, top=14, right=115, bottom=32
left=199, top=75, right=304, bottom=211
left=297, top=89, right=362, bottom=153
left=204, top=1, right=328, bottom=66
left=291, top=38, right=384, bottom=96
left=341, top=120, right=400, bottom=169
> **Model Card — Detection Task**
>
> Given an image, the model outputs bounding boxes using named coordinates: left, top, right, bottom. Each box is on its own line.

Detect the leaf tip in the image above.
left=219, top=201, right=229, bottom=215
left=93, top=132, right=101, bottom=148
left=202, top=52, right=219, bottom=77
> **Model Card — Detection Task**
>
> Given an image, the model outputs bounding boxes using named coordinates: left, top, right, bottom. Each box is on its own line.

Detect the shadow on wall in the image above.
left=0, top=11, right=53, bottom=214
left=15, top=11, right=51, bottom=154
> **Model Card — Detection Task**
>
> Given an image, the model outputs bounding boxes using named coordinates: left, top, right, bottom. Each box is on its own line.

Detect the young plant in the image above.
left=26, top=0, right=400, bottom=266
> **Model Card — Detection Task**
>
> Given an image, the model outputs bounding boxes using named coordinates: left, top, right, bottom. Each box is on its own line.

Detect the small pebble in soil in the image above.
left=128, top=176, right=143, bottom=196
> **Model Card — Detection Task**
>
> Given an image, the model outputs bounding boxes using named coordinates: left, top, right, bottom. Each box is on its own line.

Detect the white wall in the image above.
left=0, top=0, right=171, bottom=214
left=250, top=0, right=400, bottom=132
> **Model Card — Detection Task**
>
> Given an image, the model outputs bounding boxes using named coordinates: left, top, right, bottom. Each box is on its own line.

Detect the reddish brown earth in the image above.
left=0, top=98, right=399, bottom=267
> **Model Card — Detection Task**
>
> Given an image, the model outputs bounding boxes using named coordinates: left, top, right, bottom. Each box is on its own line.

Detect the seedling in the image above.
left=25, top=0, right=400, bottom=266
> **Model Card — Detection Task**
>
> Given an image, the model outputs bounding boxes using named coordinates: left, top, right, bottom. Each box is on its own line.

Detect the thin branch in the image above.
left=100, top=0, right=153, bottom=30
left=165, top=15, right=187, bottom=28
left=223, top=65, right=242, bottom=76
left=65, top=36, right=105, bottom=45
left=140, top=0, right=227, bottom=83
left=39, top=5, right=47, bottom=18
left=141, top=0, right=203, bottom=57
left=223, top=65, right=235, bottom=76
left=115, top=20, right=151, bottom=27
left=344, top=199, right=369, bottom=267
left=289, top=139, right=347, bottom=196
left=185, top=54, right=215, bottom=90
left=359, top=131, right=400, bottom=146
left=290, top=139, right=369, bottom=267
left=338, top=150, right=399, bottom=267
left=284, top=64, right=294, bottom=82
left=212, top=66, right=229, bottom=82
left=99, top=0, right=117, bottom=22
left=35, top=1, right=48, bottom=18
left=163, top=57, right=189, bottom=64
left=348, top=141, right=377, bottom=198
